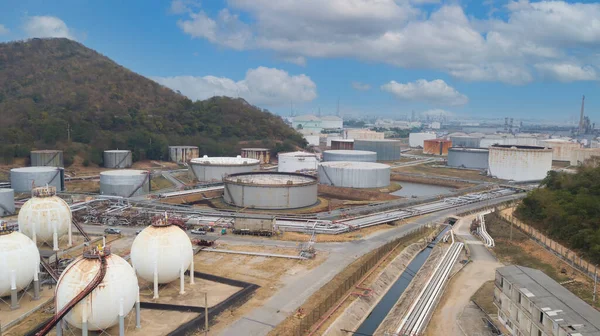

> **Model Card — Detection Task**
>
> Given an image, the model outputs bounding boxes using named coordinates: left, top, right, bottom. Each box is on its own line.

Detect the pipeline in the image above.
left=71, top=218, right=91, bottom=242
left=36, top=253, right=107, bottom=336
left=39, top=258, right=59, bottom=282
left=476, top=210, right=495, bottom=247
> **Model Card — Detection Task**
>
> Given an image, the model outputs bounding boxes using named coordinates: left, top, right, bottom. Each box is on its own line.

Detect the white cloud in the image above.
left=351, top=81, right=371, bottom=91
left=534, top=63, right=598, bottom=82
left=170, top=0, right=201, bottom=14
left=281, top=56, right=306, bottom=66
left=153, top=66, right=317, bottom=106
left=174, top=1, right=600, bottom=84
left=381, top=79, right=468, bottom=106
left=410, top=0, right=441, bottom=4
left=0, top=24, right=9, bottom=35
left=24, top=16, right=74, bottom=40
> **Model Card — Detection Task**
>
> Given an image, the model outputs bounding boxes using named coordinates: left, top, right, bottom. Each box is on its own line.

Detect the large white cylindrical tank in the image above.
left=168, top=146, right=199, bottom=164
left=354, top=139, right=402, bottom=161
left=570, top=148, right=600, bottom=166
left=18, top=187, right=72, bottom=245
left=0, top=230, right=40, bottom=297
left=540, top=139, right=581, bottom=161
left=278, top=152, right=319, bottom=172
left=100, top=170, right=150, bottom=197
left=10, top=167, right=64, bottom=193
left=56, top=252, right=138, bottom=330
left=189, top=156, right=260, bottom=181
left=323, top=150, right=377, bottom=162
left=488, top=145, right=553, bottom=181
left=0, top=188, right=15, bottom=216
left=130, top=224, right=193, bottom=284
left=447, top=148, right=489, bottom=169
left=409, top=132, right=436, bottom=148
left=319, top=161, right=390, bottom=188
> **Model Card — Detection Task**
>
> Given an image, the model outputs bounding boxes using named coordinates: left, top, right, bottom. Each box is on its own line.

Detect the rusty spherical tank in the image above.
left=18, top=186, right=72, bottom=245
left=130, top=224, right=193, bottom=284
left=0, top=231, right=40, bottom=296
left=56, top=253, right=138, bottom=330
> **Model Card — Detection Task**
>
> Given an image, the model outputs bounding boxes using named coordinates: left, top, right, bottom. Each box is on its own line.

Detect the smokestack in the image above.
left=579, top=95, right=585, bottom=134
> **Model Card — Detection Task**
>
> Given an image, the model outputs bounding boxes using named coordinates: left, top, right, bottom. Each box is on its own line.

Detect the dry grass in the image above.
left=151, top=175, right=174, bottom=191
left=393, top=163, right=497, bottom=182
left=471, top=280, right=497, bottom=315
left=64, top=180, right=100, bottom=192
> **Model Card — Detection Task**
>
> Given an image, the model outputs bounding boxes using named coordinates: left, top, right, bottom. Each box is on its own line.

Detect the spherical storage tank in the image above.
left=450, top=136, right=481, bottom=148
left=319, top=162, right=390, bottom=188
left=540, top=139, right=581, bottom=161
left=223, top=172, right=318, bottom=209
left=100, top=170, right=150, bottom=197
left=0, top=188, right=15, bottom=216
left=409, top=132, right=436, bottom=148
left=323, top=150, right=377, bottom=162
left=103, top=150, right=132, bottom=168
left=0, top=230, right=40, bottom=297
left=169, top=146, right=199, bottom=164
left=278, top=152, right=319, bottom=173
left=447, top=148, right=489, bottom=170
left=31, top=150, right=64, bottom=167
left=131, top=220, right=193, bottom=284
left=354, top=139, right=402, bottom=161
left=189, top=156, right=260, bottom=181
left=488, top=145, right=552, bottom=182
left=56, top=248, right=138, bottom=330
left=18, top=186, right=72, bottom=250
left=10, top=167, right=64, bottom=193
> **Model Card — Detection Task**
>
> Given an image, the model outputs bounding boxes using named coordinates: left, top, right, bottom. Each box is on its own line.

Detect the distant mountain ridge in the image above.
left=0, top=38, right=305, bottom=165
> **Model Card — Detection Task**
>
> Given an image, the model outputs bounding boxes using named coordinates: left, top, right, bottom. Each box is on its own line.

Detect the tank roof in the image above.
left=242, top=148, right=269, bottom=151
left=100, top=169, right=147, bottom=176
left=448, top=147, right=489, bottom=152
left=278, top=151, right=318, bottom=158
left=224, top=172, right=317, bottom=186
left=324, top=150, right=376, bottom=155
left=104, top=150, right=131, bottom=153
left=168, top=145, right=198, bottom=148
left=190, top=157, right=260, bottom=165
left=0, top=188, right=13, bottom=193
left=424, top=139, right=451, bottom=143
left=31, top=150, right=62, bottom=153
left=320, top=161, right=389, bottom=169
left=491, top=144, right=551, bottom=151
left=12, top=166, right=59, bottom=172
left=331, top=139, right=354, bottom=143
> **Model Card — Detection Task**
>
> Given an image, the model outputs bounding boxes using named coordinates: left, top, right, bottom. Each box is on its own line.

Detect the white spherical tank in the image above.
left=130, top=224, right=193, bottom=284
left=18, top=186, right=72, bottom=249
left=0, top=230, right=40, bottom=297
left=56, top=251, right=138, bottom=330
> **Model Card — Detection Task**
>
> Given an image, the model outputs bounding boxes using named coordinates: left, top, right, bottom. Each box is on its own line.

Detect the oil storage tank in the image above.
left=10, top=167, right=64, bottom=193
left=241, top=148, right=271, bottom=164
left=488, top=145, right=552, bottom=181
left=278, top=152, right=319, bottom=173
left=570, top=148, right=600, bottom=166
left=323, top=150, right=377, bottom=162
left=223, top=172, right=318, bottom=209
left=0, top=229, right=40, bottom=298
left=354, top=139, right=402, bottom=161
left=540, top=139, right=581, bottom=161
left=447, top=148, right=489, bottom=169
left=169, top=146, right=199, bottom=163
left=423, top=139, right=452, bottom=156
left=331, top=139, right=354, bottom=150
left=31, top=150, right=63, bottom=167
left=450, top=136, right=481, bottom=148
left=100, top=170, right=150, bottom=197
left=409, top=132, right=436, bottom=148
left=319, top=162, right=390, bottom=188
left=103, top=150, right=132, bottom=168
left=0, top=189, right=15, bottom=216
left=189, top=156, right=260, bottom=181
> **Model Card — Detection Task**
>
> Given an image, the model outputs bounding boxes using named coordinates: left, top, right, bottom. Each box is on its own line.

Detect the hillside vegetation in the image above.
left=516, top=161, right=600, bottom=262
left=0, top=38, right=305, bottom=165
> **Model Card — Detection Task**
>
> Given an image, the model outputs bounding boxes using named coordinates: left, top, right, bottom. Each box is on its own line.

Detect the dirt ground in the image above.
left=318, top=184, right=401, bottom=201
left=277, top=223, right=401, bottom=243
left=138, top=277, right=241, bottom=308
left=392, top=163, right=498, bottom=182
left=391, top=173, right=474, bottom=189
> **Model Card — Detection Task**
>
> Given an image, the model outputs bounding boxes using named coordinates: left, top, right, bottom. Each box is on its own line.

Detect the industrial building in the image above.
left=100, top=170, right=150, bottom=197
left=540, top=139, right=581, bottom=161
left=447, top=148, right=489, bottom=170
left=31, top=150, right=64, bottom=167
left=326, top=135, right=343, bottom=147
left=488, top=145, right=552, bottom=181
left=304, top=134, right=320, bottom=146
left=331, top=139, right=354, bottom=150
left=292, top=114, right=323, bottom=133
left=320, top=115, right=344, bottom=129
left=450, top=136, right=481, bottom=148
left=354, top=139, right=402, bottom=161
left=570, top=148, right=600, bottom=166
left=0, top=189, right=15, bottom=216
left=495, top=265, right=600, bottom=336
left=189, top=156, right=260, bottom=181
left=241, top=148, right=271, bottom=164
left=223, top=172, right=318, bottom=209
left=168, top=146, right=199, bottom=164
left=277, top=151, right=319, bottom=172
left=323, top=150, right=377, bottom=162
left=423, top=139, right=452, bottom=156
left=104, top=150, right=133, bottom=168
left=409, top=132, right=436, bottom=148
left=319, top=161, right=390, bottom=188
left=10, top=167, right=64, bottom=193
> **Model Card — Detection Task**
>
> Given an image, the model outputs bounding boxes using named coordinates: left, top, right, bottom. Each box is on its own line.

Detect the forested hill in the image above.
left=516, top=161, right=600, bottom=262
left=0, top=38, right=305, bottom=165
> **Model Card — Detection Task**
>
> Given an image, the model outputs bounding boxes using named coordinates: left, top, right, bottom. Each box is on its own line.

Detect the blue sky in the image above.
left=0, top=0, right=598, bottom=123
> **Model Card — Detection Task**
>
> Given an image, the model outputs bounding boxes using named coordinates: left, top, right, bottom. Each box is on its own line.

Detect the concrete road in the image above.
left=220, top=194, right=522, bottom=336
left=426, top=212, right=502, bottom=336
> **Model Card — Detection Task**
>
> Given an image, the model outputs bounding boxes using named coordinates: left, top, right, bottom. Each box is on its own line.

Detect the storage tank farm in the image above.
left=277, top=151, right=319, bottom=173
left=319, top=162, right=390, bottom=188
left=104, top=150, right=133, bottom=168
left=130, top=214, right=194, bottom=298
left=241, top=148, right=271, bottom=164
left=570, top=148, right=600, bottom=166
left=447, top=148, right=489, bottom=170
left=31, top=150, right=64, bottom=167
left=488, top=145, right=553, bottom=182
left=540, top=139, right=581, bottom=161
left=323, top=150, right=377, bottom=162
left=0, top=223, right=41, bottom=310
left=100, top=169, right=150, bottom=197
left=10, top=166, right=64, bottom=193
left=353, top=139, right=402, bottom=161
left=169, top=145, right=200, bottom=164
left=189, top=156, right=260, bottom=181
left=18, top=186, right=72, bottom=251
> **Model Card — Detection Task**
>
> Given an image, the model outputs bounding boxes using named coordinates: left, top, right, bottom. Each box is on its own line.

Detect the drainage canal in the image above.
left=353, top=226, right=450, bottom=335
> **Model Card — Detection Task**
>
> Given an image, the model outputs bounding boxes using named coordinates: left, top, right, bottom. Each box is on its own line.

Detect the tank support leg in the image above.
left=53, top=230, right=59, bottom=251
left=153, top=261, right=159, bottom=299
left=136, top=286, right=142, bottom=329
left=179, top=265, right=185, bottom=295
left=10, top=270, right=20, bottom=310
left=56, top=320, right=63, bottom=336
left=82, top=305, right=88, bottom=336
left=190, top=259, right=195, bottom=285
left=119, top=298, right=125, bottom=336
left=33, top=268, right=40, bottom=300
left=67, top=219, right=72, bottom=247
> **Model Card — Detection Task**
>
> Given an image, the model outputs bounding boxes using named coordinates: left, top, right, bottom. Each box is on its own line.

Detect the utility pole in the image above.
left=66, top=123, right=71, bottom=142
